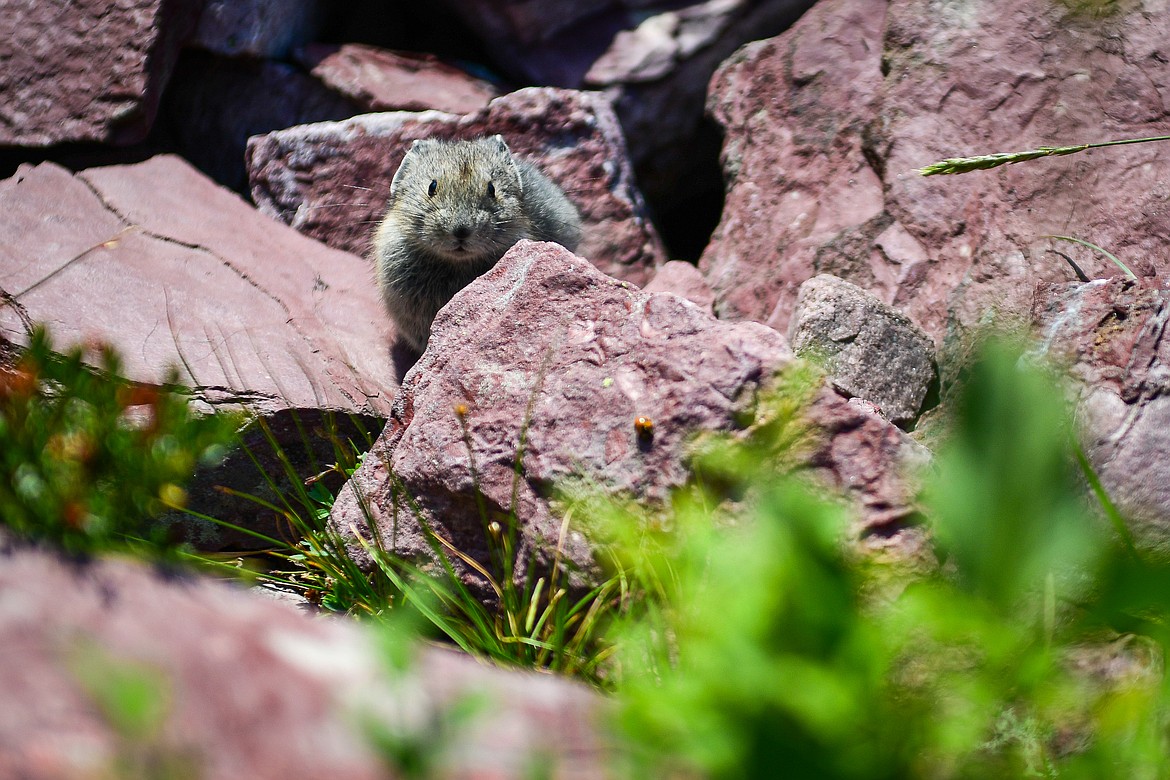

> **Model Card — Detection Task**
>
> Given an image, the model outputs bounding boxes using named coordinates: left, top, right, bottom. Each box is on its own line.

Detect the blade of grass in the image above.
left=1042, top=235, right=1137, bottom=280
left=918, top=134, right=1170, bottom=176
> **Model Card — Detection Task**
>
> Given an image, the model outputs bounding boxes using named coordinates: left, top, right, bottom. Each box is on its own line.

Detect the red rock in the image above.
left=0, top=155, right=396, bottom=417
left=0, top=156, right=402, bottom=550
left=642, top=260, right=716, bottom=313
left=246, top=87, right=666, bottom=286
left=1034, top=278, right=1170, bottom=543
left=330, top=240, right=923, bottom=590
left=0, top=0, right=200, bottom=146
left=701, top=0, right=1170, bottom=354
left=303, top=44, right=499, bottom=115
left=0, top=543, right=607, bottom=779
left=699, top=0, right=888, bottom=330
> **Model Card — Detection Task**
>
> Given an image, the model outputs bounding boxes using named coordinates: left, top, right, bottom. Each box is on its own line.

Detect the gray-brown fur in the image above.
left=373, top=135, right=582, bottom=352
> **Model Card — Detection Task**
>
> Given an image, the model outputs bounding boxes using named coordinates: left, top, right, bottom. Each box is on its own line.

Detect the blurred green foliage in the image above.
left=596, top=341, right=1170, bottom=778
left=0, top=326, right=236, bottom=557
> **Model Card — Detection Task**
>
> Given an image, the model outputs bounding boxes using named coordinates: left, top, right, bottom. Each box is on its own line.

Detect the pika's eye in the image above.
left=428, top=180, right=438, bottom=197
left=486, top=181, right=496, bottom=199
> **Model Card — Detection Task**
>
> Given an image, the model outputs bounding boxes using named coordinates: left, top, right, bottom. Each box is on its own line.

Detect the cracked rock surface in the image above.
left=700, top=0, right=1170, bottom=352
left=1034, top=279, right=1170, bottom=549
left=0, top=155, right=396, bottom=417
left=0, top=0, right=200, bottom=146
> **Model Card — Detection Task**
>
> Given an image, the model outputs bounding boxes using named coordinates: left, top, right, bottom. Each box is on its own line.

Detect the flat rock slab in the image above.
left=0, top=543, right=606, bottom=779
left=246, top=87, right=665, bottom=287
left=700, top=0, right=1170, bottom=355
left=0, top=0, right=200, bottom=146
left=331, top=240, right=924, bottom=589
left=790, top=274, right=936, bottom=425
left=302, top=44, right=499, bottom=115
left=0, top=155, right=396, bottom=417
left=1035, top=279, right=1170, bottom=548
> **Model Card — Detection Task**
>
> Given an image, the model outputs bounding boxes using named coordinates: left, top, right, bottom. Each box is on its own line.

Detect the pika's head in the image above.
left=388, top=135, right=527, bottom=264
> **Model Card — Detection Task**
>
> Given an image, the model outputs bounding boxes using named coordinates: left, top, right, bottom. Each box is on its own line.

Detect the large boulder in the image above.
left=1034, top=278, right=1170, bottom=550
left=0, top=0, right=201, bottom=146
left=0, top=542, right=607, bottom=778
left=246, top=87, right=666, bottom=287
left=0, top=155, right=398, bottom=549
left=330, top=240, right=925, bottom=590
left=0, top=155, right=395, bottom=416
left=700, top=0, right=1170, bottom=359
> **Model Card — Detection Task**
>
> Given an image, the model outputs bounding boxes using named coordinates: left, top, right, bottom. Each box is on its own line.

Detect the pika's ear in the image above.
left=389, top=148, right=416, bottom=199
left=489, top=134, right=510, bottom=155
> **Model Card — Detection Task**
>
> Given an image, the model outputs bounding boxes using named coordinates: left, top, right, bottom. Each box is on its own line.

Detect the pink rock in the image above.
left=0, top=0, right=200, bottom=146
left=642, top=259, right=716, bottom=313
left=0, top=155, right=396, bottom=417
left=330, top=240, right=923, bottom=589
left=0, top=156, right=402, bottom=550
left=700, top=0, right=888, bottom=330
left=304, top=44, right=499, bottom=115
left=1034, top=278, right=1170, bottom=543
left=246, top=87, right=666, bottom=286
left=701, top=0, right=1170, bottom=351
left=0, top=543, right=607, bottom=779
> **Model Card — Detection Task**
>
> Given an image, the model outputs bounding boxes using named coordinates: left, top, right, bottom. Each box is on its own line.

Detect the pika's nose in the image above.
left=452, top=224, right=471, bottom=241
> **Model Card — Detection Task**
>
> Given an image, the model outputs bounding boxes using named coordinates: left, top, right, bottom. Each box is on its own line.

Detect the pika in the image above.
left=372, top=135, right=582, bottom=352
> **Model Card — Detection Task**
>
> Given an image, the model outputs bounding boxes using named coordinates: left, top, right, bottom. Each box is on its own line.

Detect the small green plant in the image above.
left=0, top=326, right=236, bottom=557
left=70, top=641, right=200, bottom=779
left=353, top=400, right=627, bottom=686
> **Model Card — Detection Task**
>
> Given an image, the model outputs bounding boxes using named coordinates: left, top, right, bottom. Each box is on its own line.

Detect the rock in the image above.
left=700, top=0, right=1170, bottom=362
left=1033, top=278, right=1170, bottom=549
left=330, top=240, right=925, bottom=590
left=0, top=543, right=607, bottom=779
left=789, top=274, right=936, bottom=425
left=0, top=0, right=201, bottom=146
left=160, top=51, right=358, bottom=192
left=246, top=87, right=665, bottom=286
left=301, top=44, right=499, bottom=116
left=642, top=260, right=715, bottom=314
left=0, top=156, right=399, bottom=550
left=699, top=0, right=889, bottom=330
left=190, top=0, right=321, bottom=58
left=0, top=155, right=395, bottom=416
